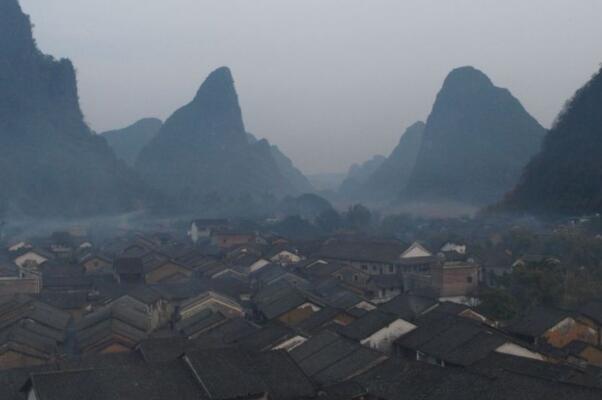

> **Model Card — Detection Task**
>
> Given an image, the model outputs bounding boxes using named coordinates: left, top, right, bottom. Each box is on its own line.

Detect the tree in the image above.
left=477, top=288, right=519, bottom=321
left=316, top=208, right=342, bottom=233
left=503, top=227, right=539, bottom=256
left=380, top=214, right=413, bottom=236
left=511, top=259, right=566, bottom=308
left=345, top=204, right=372, bottom=230
left=274, top=216, right=321, bottom=240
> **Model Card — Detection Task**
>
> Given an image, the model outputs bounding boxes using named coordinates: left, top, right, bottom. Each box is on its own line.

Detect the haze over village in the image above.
left=1, top=0, right=602, bottom=399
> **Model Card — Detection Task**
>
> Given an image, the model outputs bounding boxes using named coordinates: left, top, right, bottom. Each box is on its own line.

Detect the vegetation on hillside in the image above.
left=503, top=66, right=602, bottom=215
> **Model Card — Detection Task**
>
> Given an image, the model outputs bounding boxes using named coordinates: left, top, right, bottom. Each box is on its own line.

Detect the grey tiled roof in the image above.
left=290, top=330, right=387, bottom=385
left=339, top=310, right=398, bottom=341
left=507, top=306, right=571, bottom=338
left=355, top=358, right=602, bottom=400
left=185, top=348, right=315, bottom=400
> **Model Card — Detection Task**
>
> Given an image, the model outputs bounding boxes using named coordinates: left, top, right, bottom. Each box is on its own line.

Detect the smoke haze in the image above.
left=20, top=0, right=602, bottom=174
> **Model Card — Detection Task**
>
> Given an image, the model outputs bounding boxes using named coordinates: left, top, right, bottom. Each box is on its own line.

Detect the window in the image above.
left=361, top=265, right=368, bottom=271
left=389, top=265, right=394, bottom=273
left=467, top=276, right=473, bottom=283
left=353, top=274, right=358, bottom=282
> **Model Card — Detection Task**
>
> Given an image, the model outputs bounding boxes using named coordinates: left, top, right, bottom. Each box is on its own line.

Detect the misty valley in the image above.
left=1, top=0, right=602, bottom=399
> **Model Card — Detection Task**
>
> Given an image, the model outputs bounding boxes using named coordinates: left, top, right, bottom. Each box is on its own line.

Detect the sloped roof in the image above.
left=401, top=242, right=433, bottom=259
left=138, top=252, right=192, bottom=277
left=173, top=250, right=216, bottom=268
left=137, top=337, right=192, bottom=363
left=318, top=381, right=367, bottom=400
left=317, top=240, right=406, bottom=264
left=250, top=263, right=287, bottom=283
left=113, top=257, right=144, bottom=274
left=77, top=252, right=112, bottom=265
left=0, top=324, right=57, bottom=356
left=179, top=290, right=242, bottom=313
left=395, top=313, right=536, bottom=367
left=176, top=309, right=227, bottom=338
left=443, top=331, right=508, bottom=366
left=290, top=330, right=387, bottom=385
left=249, top=350, right=316, bottom=399
left=27, top=360, right=202, bottom=400
left=305, top=261, right=348, bottom=278
left=507, top=306, right=572, bottom=338
left=13, top=247, right=53, bottom=261
left=471, top=352, right=602, bottom=388
left=0, top=296, right=70, bottom=348
left=76, top=303, right=150, bottom=334
left=264, top=244, right=300, bottom=260
left=76, top=318, right=148, bottom=352
left=0, top=363, right=57, bottom=399
left=254, top=281, right=323, bottom=320
left=124, top=286, right=163, bottom=305
left=295, top=307, right=344, bottom=335
left=238, top=322, right=298, bottom=351
left=150, top=281, right=209, bottom=301
left=193, top=317, right=259, bottom=346
left=224, top=251, right=264, bottom=270
left=185, top=348, right=314, bottom=400
left=378, top=294, right=437, bottom=320
left=431, top=301, right=471, bottom=315
left=326, top=290, right=365, bottom=310
left=339, top=310, right=399, bottom=340
left=351, top=359, right=496, bottom=400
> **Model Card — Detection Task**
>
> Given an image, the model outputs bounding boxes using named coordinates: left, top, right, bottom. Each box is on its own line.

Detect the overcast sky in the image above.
left=20, top=0, right=602, bottom=175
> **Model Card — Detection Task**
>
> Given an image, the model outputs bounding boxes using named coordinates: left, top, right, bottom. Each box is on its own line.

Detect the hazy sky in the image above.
left=20, top=0, right=602, bottom=175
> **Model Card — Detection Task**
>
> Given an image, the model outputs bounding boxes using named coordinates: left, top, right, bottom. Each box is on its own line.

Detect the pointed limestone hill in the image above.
left=135, top=67, right=297, bottom=205
left=0, top=0, right=148, bottom=217
left=404, top=66, right=546, bottom=206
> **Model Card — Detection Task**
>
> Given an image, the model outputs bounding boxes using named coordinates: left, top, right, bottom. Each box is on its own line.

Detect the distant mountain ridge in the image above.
left=247, top=133, right=313, bottom=194
left=102, top=118, right=163, bottom=166
left=339, top=155, right=386, bottom=198
left=367, top=121, right=425, bottom=200
left=502, top=66, right=602, bottom=215
left=340, top=122, right=425, bottom=201
left=0, top=0, right=148, bottom=217
left=404, top=66, right=546, bottom=206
